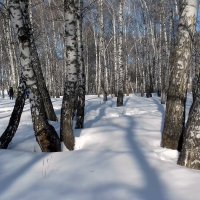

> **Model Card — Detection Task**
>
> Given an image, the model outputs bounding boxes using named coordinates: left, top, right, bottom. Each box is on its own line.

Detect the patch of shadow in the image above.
left=110, top=116, right=170, bottom=200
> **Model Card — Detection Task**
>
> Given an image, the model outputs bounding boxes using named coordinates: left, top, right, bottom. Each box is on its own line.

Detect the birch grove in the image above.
left=0, top=0, right=191, bottom=99
left=0, top=0, right=200, bottom=169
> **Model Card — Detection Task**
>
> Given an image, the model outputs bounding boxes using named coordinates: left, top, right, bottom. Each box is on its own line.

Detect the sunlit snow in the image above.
left=0, top=93, right=200, bottom=200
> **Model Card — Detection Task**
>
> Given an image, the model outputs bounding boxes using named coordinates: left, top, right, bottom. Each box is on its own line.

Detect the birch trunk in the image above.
left=161, top=15, right=169, bottom=104
left=113, top=13, right=118, bottom=96
left=3, top=12, right=17, bottom=89
left=85, top=36, right=89, bottom=94
left=177, top=0, right=200, bottom=170
left=23, top=1, right=57, bottom=121
left=61, top=0, right=78, bottom=150
left=75, top=0, right=85, bottom=129
left=93, top=26, right=99, bottom=94
left=49, top=4, right=60, bottom=98
left=39, top=3, right=51, bottom=90
left=9, top=0, right=60, bottom=152
left=177, top=76, right=200, bottom=169
left=30, top=40, right=57, bottom=121
left=117, top=0, right=124, bottom=106
left=0, top=38, right=5, bottom=98
left=98, top=0, right=107, bottom=101
left=161, top=0, right=198, bottom=150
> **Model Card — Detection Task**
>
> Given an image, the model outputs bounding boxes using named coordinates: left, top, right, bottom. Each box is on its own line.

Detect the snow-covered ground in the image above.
left=0, top=93, right=199, bottom=200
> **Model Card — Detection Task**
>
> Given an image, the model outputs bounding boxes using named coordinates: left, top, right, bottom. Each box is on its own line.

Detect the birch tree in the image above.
left=8, top=0, right=60, bottom=152
left=61, top=0, right=78, bottom=150
left=161, top=0, right=198, bottom=150
left=98, top=0, right=107, bottom=101
left=3, top=0, right=18, bottom=90
left=117, top=0, right=124, bottom=106
left=177, top=1, right=200, bottom=170
left=75, top=0, right=85, bottom=129
left=113, top=11, right=118, bottom=96
left=23, top=2, right=57, bottom=122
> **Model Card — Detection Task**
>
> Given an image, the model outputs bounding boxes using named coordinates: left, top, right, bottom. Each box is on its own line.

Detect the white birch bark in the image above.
left=61, top=0, right=78, bottom=150
left=49, top=3, right=60, bottom=98
left=98, top=0, right=107, bottom=101
left=93, top=26, right=99, bottom=94
left=21, top=0, right=57, bottom=121
left=3, top=16, right=17, bottom=89
left=161, top=0, right=199, bottom=150
left=9, top=0, right=60, bottom=152
left=113, top=12, right=118, bottom=96
left=161, top=11, right=170, bottom=104
left=117, top=0, right=124, bottom=106
left=177, top=0, right=200, bottom=170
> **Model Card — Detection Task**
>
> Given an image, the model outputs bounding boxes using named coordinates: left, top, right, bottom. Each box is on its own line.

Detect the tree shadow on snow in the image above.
left=108, top=116, right=169, bottom=200
left=0, top=152, right=48, bottom=199
left=52, top=95, right=169, bottom=200
left=84, top=97, right=116, bottom=128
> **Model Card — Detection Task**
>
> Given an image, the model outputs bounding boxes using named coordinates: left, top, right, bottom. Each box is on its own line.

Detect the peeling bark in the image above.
left=161, top=0, right=198, bottom=150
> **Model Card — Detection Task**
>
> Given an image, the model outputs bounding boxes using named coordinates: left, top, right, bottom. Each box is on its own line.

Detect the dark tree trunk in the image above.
left=75, top=0, right=85, bottom=129
left=30, top=40, right=58, bottom=121
left=0, top=82, right=26, bottom=149
left=157, top=90, right=161, bottom=97
left=177, top=92, right=200, bottom=169
left=22, top=2, right=57, bottom=122
left=60, top=82, right=76, bottom=150
left=161, top=95, right=186, bottom=149
left=117, top=90, right=123, bottom=107
left=75, top=96, right=85, bottom=129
